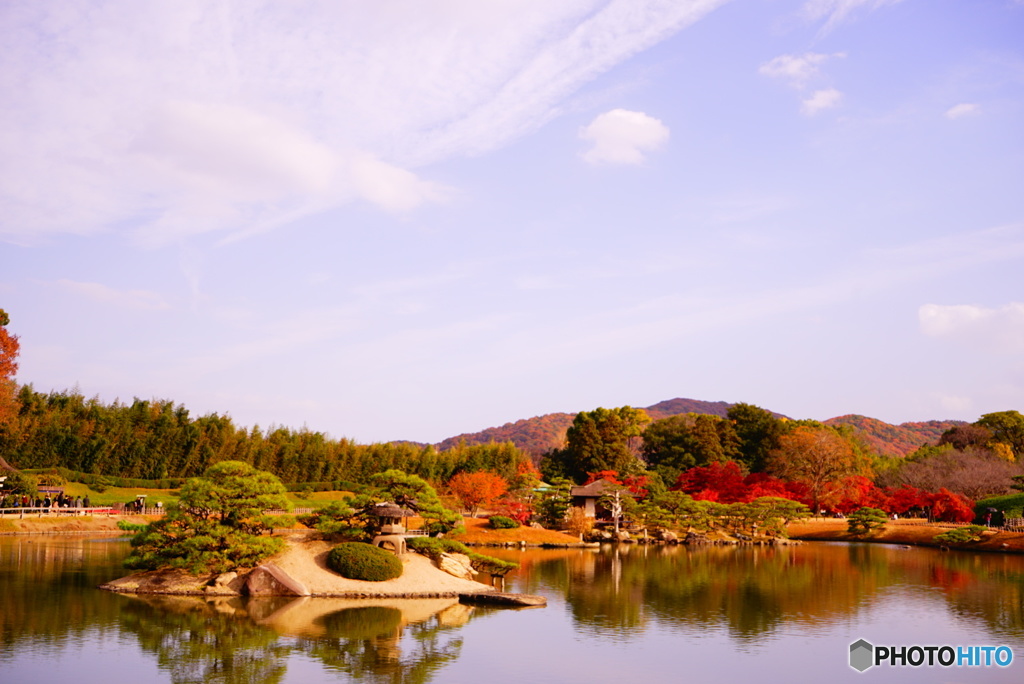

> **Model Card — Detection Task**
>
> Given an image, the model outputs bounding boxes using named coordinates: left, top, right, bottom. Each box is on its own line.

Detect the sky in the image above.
left=2, top=0, right=1023, bottom=444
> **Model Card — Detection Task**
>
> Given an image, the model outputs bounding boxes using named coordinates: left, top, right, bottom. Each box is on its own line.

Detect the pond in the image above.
left=1, top=536, right=1022, bottom=683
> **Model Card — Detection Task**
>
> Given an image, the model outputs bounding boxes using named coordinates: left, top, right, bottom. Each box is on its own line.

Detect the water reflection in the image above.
left=493, top=542, right=1024, bottom=643
left=3, top=537, right=1024, bottom=683
left=118, top=595, right=472, bottom=684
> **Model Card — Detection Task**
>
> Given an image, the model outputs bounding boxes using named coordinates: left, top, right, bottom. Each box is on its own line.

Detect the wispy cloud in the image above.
left=0, top=0, right=729, bottom=245
left=919, top=302, right=1024, bottom=354
left=55, top=279, right=170, bottom=310
left=945, top=103, right=980, bottom=119
left=579, top=109, right=670, bottom=164
left=759, top=53, right=842, bottom=87
left=802, top=0, right=904, bottom=34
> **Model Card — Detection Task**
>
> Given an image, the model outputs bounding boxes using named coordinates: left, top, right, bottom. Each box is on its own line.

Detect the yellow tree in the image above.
left=767, top=426, right=865, bottom=515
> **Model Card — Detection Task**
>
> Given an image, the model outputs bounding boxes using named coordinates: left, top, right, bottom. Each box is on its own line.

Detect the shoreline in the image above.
left=7, top=514, right=1024, bottom=555
left=786, top=518, right=1024, bottom=554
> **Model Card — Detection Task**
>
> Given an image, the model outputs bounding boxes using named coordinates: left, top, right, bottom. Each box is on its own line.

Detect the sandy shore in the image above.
left=269, top=532, right=495, bottom=596
left=100, top=531, right=497, bottom=597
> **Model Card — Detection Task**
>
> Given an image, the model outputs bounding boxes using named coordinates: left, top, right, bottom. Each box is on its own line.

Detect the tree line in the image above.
left=538, top=404, right=1024, bottom=517
left=0, top=386, right=529, bottom=485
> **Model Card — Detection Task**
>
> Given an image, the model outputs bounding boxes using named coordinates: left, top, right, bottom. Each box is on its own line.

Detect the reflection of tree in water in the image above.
left=563, top=547, right=645, bottom=633
left=298, top=605, right=464, bottom=684
left=930, top=555, right=1024, bottom=640
left=120, top=597, right=289, bottom=684
left=0, top=539, right=131, bottom=655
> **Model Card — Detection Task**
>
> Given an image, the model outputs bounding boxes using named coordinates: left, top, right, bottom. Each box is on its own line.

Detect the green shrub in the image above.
left=117, top=520, right=148, bottom=534
left=488, top=515, right=520, bottom=529
left=847, top=507, right=888, bottom=535
left=406, top=536, right=518, bottom=575
left=467, top=552, right=518, bottom=576
left=406, top=536, right=469, bottom=560
left=935, top=525, right=987, bottom=545
left=326, top=543, right=403, bottom=582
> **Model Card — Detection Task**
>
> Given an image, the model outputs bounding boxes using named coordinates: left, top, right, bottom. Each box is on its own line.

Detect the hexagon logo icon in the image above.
left=850, top=639, right=874, bottom=672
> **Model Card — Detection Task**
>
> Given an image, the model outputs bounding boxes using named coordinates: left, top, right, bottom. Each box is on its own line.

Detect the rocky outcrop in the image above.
left=437, top=552, right=474, bottom=580
left=245, top=563, right=309, bottom=596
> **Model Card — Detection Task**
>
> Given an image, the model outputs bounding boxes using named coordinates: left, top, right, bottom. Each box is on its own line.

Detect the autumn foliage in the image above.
left=447, top=471, right=508, bottom=516
left=670, top=460, right=976, bottom=521
left=0, top=309, right=20, bottom=427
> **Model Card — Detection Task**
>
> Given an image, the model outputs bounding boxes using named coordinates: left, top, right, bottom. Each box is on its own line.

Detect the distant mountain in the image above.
left=437, top=398, right=738, bottom=455
left=436, top=400, right=965, bottom=458
left=824, top=415, right=965, bottom=457
left=436, top=412, right=576, bottom=454
left=642, top=398, right=734, bottom=421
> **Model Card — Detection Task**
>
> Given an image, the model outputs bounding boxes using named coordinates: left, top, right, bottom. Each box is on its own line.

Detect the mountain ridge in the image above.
left=435, top=398, right=965, bottom=458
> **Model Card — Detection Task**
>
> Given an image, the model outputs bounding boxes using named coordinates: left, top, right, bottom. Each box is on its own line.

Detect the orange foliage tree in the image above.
left=448, top=471, right=508, bottom=517
left=0, top=309, right=20, bottom=427
left=767, top=426, right=865, bottom=514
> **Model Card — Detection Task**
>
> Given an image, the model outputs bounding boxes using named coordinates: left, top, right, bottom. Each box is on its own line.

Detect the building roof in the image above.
left=570, top=479, right=635, bottom=498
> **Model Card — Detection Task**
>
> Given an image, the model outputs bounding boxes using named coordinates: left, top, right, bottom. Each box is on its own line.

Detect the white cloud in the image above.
left=945, top=103, right=980, bottom=119
left=758, top=53, right=839, bottom=87
left=55, top=280, right=170, bottom=310
left=802, top=0, right=904, bottom=33
left=580, top=109, right=670, bottom=165
left=801, top=88, right=843, bottom=115
left=0, top=0, right=728, bottom=244
left=350, top=155, right=452, bottom=213
left=919, top=302, right=1024, bottom=354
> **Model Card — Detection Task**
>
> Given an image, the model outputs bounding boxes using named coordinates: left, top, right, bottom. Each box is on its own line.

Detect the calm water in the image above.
left=1, top=537, right=1023, bottom=683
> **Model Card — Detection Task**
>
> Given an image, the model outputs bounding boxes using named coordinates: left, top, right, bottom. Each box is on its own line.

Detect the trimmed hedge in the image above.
left=976, top=493, right=1024, bottom=521
left=488, top=515, right=520, bottom=529
left=326, top=542, right=403, bottom=582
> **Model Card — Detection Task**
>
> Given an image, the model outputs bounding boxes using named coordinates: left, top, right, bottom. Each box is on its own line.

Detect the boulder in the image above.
left=204, top=571, right=242, bottom=596
left=245, top=563, right=309, bottom=597
left=660, top=530, right=678, bottom=543
left=437, top=553, right=475, bottom=580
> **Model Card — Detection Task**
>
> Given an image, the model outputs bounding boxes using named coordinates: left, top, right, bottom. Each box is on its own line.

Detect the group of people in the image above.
left=0, top=493, right=92, bottom=509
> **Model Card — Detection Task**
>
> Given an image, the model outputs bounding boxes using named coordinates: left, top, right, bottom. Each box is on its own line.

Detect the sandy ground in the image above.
left=269, top=532, right=495, bottom=596
left=452, top=516, right=583, bottom=545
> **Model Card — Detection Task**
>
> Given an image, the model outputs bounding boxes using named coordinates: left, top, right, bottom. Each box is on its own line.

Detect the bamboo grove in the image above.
left=1, top=386, right=527, bottom=486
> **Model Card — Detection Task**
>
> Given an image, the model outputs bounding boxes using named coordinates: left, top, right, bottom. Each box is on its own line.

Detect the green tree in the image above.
left=726, top=403, right=784, bottom=472
left=642, top=414, right=740, bottom=485
left=543, top=406, right=651, bottom=483
left=369, top=469, right=461, bottom=535
left=536, top=477, right=574, bottom=527
left=976, top=411, right=1024, bottom=459
left=847, top=507, right=888, bottom=535
left=124, top=461, right=291, bottom=573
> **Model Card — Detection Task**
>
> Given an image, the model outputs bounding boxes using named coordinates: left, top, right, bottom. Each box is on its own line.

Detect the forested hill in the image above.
left=435, top=398, right=738, bottom=455
left=437, top=400, right=961, bottom=458
left=824, top=415, right=965, bottom=457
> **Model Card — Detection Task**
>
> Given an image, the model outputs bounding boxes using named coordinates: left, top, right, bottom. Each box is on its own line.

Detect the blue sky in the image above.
left=2, top=0, right=1023, bottom=444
